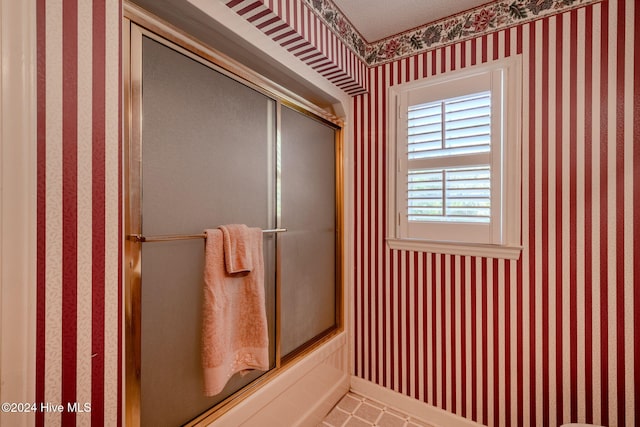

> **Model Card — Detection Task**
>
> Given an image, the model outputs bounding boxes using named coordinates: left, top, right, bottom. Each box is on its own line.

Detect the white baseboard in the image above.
left=350, top=376, right=485, bottom=427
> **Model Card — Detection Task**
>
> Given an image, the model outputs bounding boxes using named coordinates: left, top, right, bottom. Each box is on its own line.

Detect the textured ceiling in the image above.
left=331, top=0, right=492, bottom=42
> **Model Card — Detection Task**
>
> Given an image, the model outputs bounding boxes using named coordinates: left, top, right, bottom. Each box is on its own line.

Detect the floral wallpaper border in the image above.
left=303, top=0, right=603, bottom=66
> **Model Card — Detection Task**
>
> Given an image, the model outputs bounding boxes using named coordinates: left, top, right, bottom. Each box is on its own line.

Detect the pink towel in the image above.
left=201, top=226, right=269, bottom=396
left=219, top=224, right=253, bottom=273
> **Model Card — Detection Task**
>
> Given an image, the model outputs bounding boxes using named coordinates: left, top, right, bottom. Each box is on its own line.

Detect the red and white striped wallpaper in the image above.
left=32, top=0, right=639, bottom=426
left=225, top=0, right=369, bottom=95
left=353, top=1, right=639, bottom=426
left=36, top=0, right=122, bottom=426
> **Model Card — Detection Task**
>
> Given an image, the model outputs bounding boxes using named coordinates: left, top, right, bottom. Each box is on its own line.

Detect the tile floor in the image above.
left=319, top=392, right=436, bottom=427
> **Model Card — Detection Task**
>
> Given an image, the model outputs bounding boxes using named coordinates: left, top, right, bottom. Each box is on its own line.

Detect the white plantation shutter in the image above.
left=407, top=166, right=491, bottom=223
left=407, top=91, right=491, bottom=160
left=406, top=90, right=493, bottom=225
left=387, top=58, right=523, bottom=253
left=388, top=58, right=521, bottom=256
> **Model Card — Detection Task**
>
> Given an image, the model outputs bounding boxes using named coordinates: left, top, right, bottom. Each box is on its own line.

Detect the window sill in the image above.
left=386, top=238, right=522, bottom=260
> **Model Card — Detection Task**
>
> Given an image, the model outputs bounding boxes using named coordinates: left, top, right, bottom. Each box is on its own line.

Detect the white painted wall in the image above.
left=0, top=0, right=37, bottom=426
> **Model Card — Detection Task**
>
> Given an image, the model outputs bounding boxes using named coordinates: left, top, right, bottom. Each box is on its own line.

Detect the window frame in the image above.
left=386, top=56, right=523, bottom=259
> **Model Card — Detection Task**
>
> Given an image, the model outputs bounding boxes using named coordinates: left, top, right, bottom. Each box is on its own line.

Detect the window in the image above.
left=387, top=57, right=522, bottom=259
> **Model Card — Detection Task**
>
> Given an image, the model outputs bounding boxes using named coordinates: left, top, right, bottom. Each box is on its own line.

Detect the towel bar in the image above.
left=128, top=228, right=287, bottom=243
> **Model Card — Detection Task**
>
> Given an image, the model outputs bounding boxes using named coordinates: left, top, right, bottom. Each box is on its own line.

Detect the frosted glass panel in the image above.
left=280, top=106, right=336, bottom=356
left=140, top=36, right=276, bottom=426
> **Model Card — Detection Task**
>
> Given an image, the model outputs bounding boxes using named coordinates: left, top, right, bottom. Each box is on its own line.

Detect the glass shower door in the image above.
left=138, top=35, right=277, bottom=427
left=279, top=106, right=338, bottom=358
left=126, top=23, right=342, bottom=427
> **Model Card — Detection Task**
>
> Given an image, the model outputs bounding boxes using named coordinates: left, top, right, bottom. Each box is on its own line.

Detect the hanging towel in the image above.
left=201, top=226, right=269, bottom=396
left=219, top=224, right=253, bottom=273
